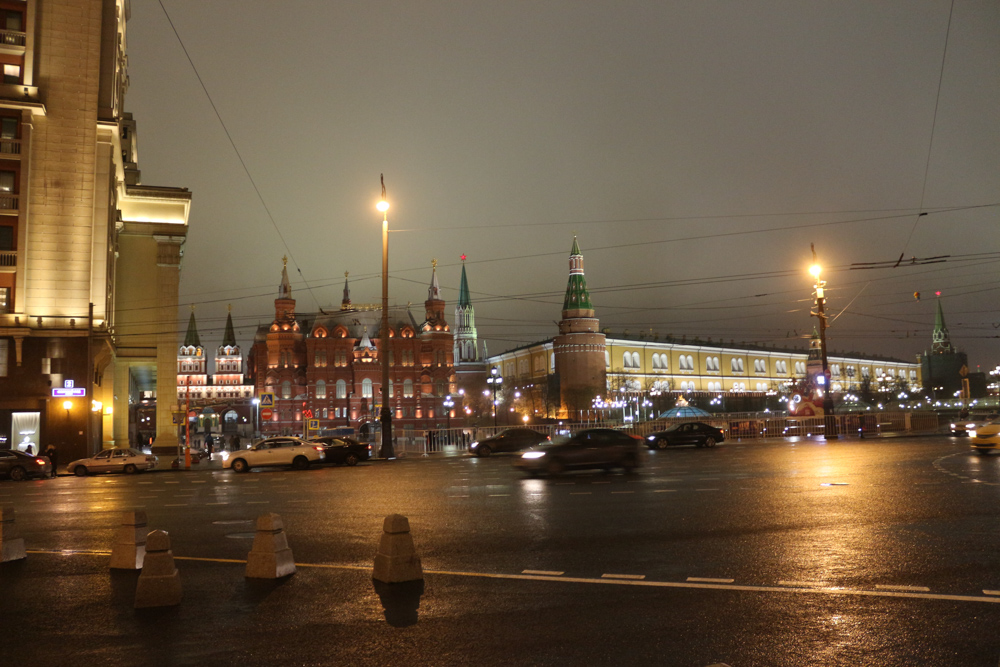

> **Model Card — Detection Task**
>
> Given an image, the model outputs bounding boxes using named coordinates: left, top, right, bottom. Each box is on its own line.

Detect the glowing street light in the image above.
left=377, top=175, right=394, bottom=459
left=809, top=245, right=838, bottom=439
left=486, top=367, right=503, bottom=427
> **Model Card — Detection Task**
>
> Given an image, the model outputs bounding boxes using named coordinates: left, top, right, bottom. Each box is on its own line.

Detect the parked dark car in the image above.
left=309, top=436, right=372, bottom=466
left=514, top=428, right=641, bottom=476
left=0, top=450, right=52, bottom=480
left=645, top=422, right=725, bottom=449
left=469, top=428, right=550, bottom=457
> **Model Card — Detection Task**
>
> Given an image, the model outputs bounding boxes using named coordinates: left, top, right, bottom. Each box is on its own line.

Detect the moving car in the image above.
left=969, top=419, right=1000, bottom=453
left=309, top=436, right=372, bottom=466
left=950, top=416, right=995, bottom=436
left=469, top=428, right=550, bottom=457
left=515, top=428, right=641, bottom=476
left=67, top=448, right=158, bottom=476
left=0, top=450, right=52, bottom=480
left=224, top=437, right=325, bottom=472
left=645, top=422, right=725, bottom=449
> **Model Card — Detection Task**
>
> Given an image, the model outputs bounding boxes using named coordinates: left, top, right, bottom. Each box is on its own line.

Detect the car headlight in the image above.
left=470, top=441, right=479, bottom=448
left=647, top=436, right=656, bottom=440
left=969, top=430, right=977, bottom=437
left=522, top=451, right=546, bottom=459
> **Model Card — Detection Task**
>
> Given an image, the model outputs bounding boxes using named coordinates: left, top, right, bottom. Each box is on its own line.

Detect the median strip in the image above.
left=687, top=577, right=734, bottom=583
left=522, top=569, right=564, bottom=576
left=602, top=574, right=645, bottom=580
left=875, top=584, right=930, bottom=592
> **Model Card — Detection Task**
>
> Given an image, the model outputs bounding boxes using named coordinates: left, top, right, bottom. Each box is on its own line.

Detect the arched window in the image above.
left=315, top=380, right=326, bottom=399
left=403, top=379, right=414, bottom=398
left=631, top=352, right=640, bottom=368
left=660, top=354, right=669, bottom=371
left=435, top=380, right=446, bottom=396
left=605, top=351, right=610, bottom=368
left=281, top=381, right=291, bottom=399
left=362, top=378, right=373, bottom=398
left=652, top=355, right=661, bottom=369
left=336, top=379, right=347, bottom=399
left=389, top=379, right=394, bottom=398
left=322, top=408, right=328, bottom=419
left=623, top=352, right=631, bottom=369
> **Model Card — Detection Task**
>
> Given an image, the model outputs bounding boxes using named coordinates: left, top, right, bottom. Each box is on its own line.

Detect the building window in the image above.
left=652, top=355, right=660, bottom=370
left=362, top=378, right=373, bottom=398
left=0, top=338, right=7, bottom=376
left=3, top=64, right=19, bottom=85
left=336, top=379, right=347, bottom=399
left=795, top=361, right=806, bottom=375
left=322, top=408, right=328, bottom=419
left=281, top=381, right=291, bottom=399
left=0, top=287, right=9, bottom=315
left=623, top=352, right=632, bottom=369
left=730, top=358, right=744, bottom=373
left=315, top=380, right=326, bottom=399
left=403, top=379, right=414, bottom=398
left=776, top=360, right=788, bottom=375
left=754, top=359, right=766, bottom=373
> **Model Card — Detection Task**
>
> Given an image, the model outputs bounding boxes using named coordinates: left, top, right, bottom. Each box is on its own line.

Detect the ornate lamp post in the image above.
left=377, top=176, right=394, bottom=459
left=443, top=394, right=454, bottom=435
left=486, top=367, right=503, bottom=428
left=809, top=247, right=838, bottom=440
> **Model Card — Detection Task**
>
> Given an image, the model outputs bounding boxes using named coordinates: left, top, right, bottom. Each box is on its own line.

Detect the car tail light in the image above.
left=367, top=444, right=372, bottom=452
left=35, top=458, right=45, bottom=465
left=313, top=446, right=324, bottom=452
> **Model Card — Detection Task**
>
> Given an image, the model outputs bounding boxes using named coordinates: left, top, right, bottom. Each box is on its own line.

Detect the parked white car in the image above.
left=67, top=448, right=158, bottom=476
left=223, top=437, right=325, bottom=472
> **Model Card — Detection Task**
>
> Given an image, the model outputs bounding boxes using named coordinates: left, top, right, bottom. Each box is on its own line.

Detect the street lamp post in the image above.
left=251, top=398, right=260, bottom=440
left=809, top=246, right=839, bottom=440
left=487, top=367, right=503, bottom=428
left=443, top=395, right=454, bottom=433
left=377, top=176, right=394, bottom=459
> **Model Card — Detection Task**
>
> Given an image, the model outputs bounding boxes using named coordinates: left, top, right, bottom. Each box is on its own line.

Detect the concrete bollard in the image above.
left=0, top=506, right=26, bottom=562
left=372, top=514, right=423, bottom=584
left=134, top=529, right=182, bottom=608
left=110, top=510, right=147, bottom=570
left=245, top=513, right=296, bottom=579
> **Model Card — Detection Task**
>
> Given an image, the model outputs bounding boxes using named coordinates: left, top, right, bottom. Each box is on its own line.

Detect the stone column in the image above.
left=152, top=236, right=184, bottom=454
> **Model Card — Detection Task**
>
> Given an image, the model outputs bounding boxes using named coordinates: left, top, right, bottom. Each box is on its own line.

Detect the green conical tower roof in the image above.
left=458, top=262, right=472, bottom=308
left=934, top=299, right=948, bottom=333
left=184, top=310, right=201, bottom=347
left=562, top=237, right=594, bottom=311
left=222, top=308, right=236, bottom=347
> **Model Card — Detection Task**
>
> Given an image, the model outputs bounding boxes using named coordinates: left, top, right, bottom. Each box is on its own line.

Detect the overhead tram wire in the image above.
left=898, top=0, right=956, bottom=260
left=156, top=0, right=322, bottom=311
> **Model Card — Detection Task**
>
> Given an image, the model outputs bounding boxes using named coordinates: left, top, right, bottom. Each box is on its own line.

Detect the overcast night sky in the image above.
left=126, top=1, right=999, bottom=368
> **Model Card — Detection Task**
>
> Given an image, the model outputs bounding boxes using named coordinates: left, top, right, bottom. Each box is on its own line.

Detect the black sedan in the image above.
left=0, top=450, right=52, bottom=480
left=309, top=436, right=372, bottom=466
left=514, top=428, right=641, bottom=476
left=645, top=422, right=725, bottom=449
left=469, top=428, right=550, bottom=457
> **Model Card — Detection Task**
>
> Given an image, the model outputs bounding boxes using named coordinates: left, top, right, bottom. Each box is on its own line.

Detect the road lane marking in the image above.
left=489, top=494, right=510, bottom=497
left=246, top=501, right=270, bottom=504
left=611, top=491, right=634, bottom=494
left=876, top=584, right=931, bottom=592
left=164, top=503, right=188, bottom=507
left=695, top=489, right=719, bottom=492
left=20, top=550, right=1000, bottom=605
left=165, top=481, right=180, bottom=485
left=984, top=590, right=1000, bottom=596
left=654, top=489, right=677, bottom=493
left=687, top=577, right=734, bottom=583
left=569, top=492, right=592, bottom=495
left=523, top=570, right=563, bottom=576
left=778, top=580, right=828, bottom=588
left=602, top=574, right=645, bottom=580
left=189, top=481, right=207, bottom=484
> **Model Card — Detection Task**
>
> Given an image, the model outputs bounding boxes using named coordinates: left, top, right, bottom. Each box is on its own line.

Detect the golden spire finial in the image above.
left=189, top=304, right=195, bottom=313
left=344, top=271, right=349, bottom=278
left=432, top=258, right=438, bottom=269
left=282, top=255, right=288, bottom=267
left=227, top=303, right=232, bottom=313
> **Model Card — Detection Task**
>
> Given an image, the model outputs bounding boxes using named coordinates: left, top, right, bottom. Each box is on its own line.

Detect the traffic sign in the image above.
left=260, top=407, right=273, bottom=421
left=259, top=393, right=275, bottom=407
left=308, top=419, right=319, bottom=430
left=303, top=409, right=314, bottom=419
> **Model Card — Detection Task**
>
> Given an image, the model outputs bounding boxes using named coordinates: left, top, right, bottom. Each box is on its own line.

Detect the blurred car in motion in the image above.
left=950, top=416, right=995, bottom=436
left=66, top=448, right=158, bottom=476
left=645, top=422, right=725, bottom=449
left=309, top=436, right=372, bottom=466
left=0, top=450, right=52, bottom=481
left=515, top=428, right=641, bottom=476
left=969, top=419, right=1000, bottom=453
left=469, top=428, right=550, bottom=457
left=224, top=437, right=325, bottom=472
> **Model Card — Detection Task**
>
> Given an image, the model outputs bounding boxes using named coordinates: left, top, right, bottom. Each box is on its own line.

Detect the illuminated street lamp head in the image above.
left=809, top=264, right=822, bottom=279
left=376, top=199, right=389, bottom=213
left=62, top=400, right=72, bottom=410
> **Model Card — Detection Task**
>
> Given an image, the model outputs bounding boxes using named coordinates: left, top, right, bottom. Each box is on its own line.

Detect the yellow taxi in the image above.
left=969, top=419, right=1000, bottom=453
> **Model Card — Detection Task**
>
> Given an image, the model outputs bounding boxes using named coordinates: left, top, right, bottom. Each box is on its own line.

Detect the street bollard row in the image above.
left=2, top=508, right=424, bottom=609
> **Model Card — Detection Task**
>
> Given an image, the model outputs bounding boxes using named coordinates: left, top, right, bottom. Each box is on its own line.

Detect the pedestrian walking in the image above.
left=230, top=434, right=239, bottom=451
left=45, top=444, right=58, bottom=477
left=205, top=433, right=214, bottom=455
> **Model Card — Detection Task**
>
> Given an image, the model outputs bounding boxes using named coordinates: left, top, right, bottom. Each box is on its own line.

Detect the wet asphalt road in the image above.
left=1, top=435, right=999, bottom=666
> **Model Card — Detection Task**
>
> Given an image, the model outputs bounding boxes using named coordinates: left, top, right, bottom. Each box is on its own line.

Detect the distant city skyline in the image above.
left=126, top=1, right=999, bottom=368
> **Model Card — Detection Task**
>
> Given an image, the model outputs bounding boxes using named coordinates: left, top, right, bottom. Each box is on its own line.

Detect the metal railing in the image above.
left=0, top=30, right=25, bottom=47
left=387, top=412, right=941, bottom=456
left=0, top=193, right=18, bottom=213
left=0, top=249, right=14, bottom=268
left=0, top=138, right=20, bottom=155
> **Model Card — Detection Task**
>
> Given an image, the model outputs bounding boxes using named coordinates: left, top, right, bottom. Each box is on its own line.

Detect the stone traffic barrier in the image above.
left=245, top=513, right=296, bottom=579
left=110, top=509, right=147, bottom=570
left=134, top=529, right=182, bottom=608
left=0, top=506, right=26, bottom=562
left=372, top=514, right=423, bottom=584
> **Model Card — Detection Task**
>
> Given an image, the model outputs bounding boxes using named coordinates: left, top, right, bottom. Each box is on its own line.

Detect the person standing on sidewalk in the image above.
left=45, top=444, right=58, bottom=477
